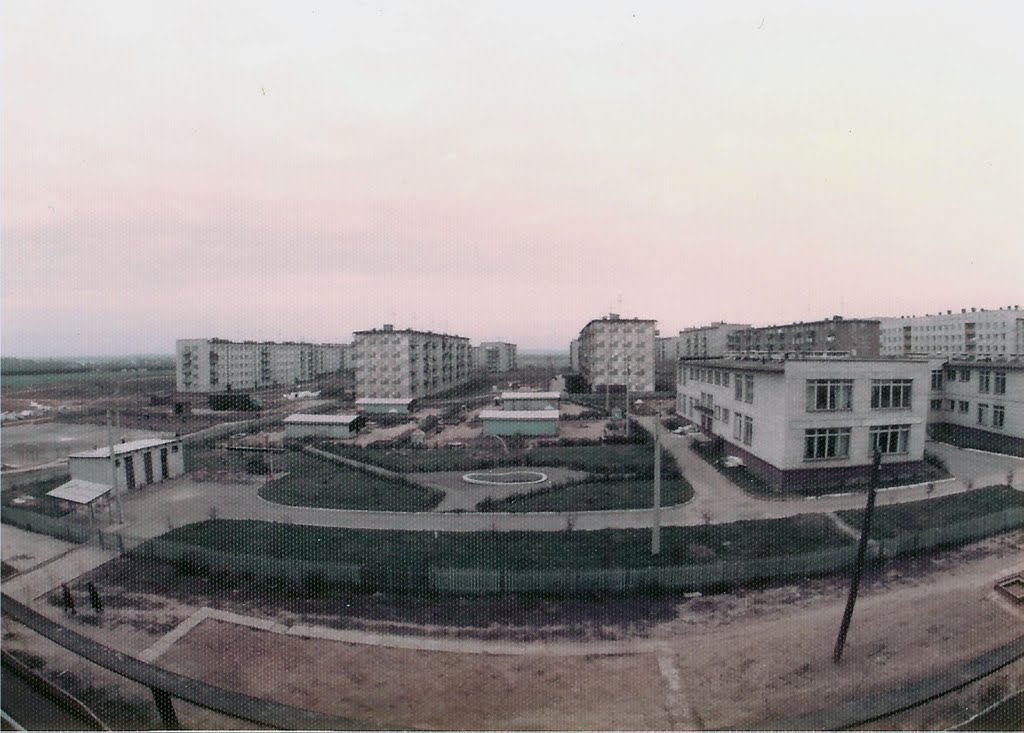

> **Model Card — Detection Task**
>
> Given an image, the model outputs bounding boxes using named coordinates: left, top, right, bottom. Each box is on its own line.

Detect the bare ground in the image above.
left=3, top=530, right=1017, bottom=729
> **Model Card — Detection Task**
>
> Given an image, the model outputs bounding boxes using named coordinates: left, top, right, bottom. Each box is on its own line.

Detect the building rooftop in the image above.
left=70, top=437, right=179, bottom=459
left=283, top=414, right=361, bottom=425
left=47, top=479, right=111, bottom=505
left=479, top=410, right=560, bottom=420
left=354, top=397, right=415, bottom=405
left=500, top=391, right=560, bottom=400
left=353, top=326, right=469, bottom=339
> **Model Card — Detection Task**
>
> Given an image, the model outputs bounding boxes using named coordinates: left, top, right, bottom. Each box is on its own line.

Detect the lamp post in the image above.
left=625, top=363, right=631, bottom=440
left=652, top=410, right=662, bottom=555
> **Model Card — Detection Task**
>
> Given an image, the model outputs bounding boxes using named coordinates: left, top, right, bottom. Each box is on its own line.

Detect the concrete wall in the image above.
left=70, top=443, right=185, bottom=491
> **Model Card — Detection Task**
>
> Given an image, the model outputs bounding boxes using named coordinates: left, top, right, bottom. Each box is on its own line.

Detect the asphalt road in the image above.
left=0, top=663, right=99, bottom=731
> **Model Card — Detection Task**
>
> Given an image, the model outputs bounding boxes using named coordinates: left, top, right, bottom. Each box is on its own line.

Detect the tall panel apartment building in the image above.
left=352, top=325, right=471, bottom=399
left=878, top=306, right=1023, bottom=357
left=727, top=317, right=880, bottom=357
left=475, top=342, right=518, bottom=373
left=176, top=339, right=346, bottom=392
left=576, top=314, right=656, bottom=393
left=679, top=323, right=751, bottom=358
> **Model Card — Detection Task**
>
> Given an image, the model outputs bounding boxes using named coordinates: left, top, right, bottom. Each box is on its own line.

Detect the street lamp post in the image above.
left=625, top=363, right=631, bottom=440
left=652, top=411, right=661, bottom=555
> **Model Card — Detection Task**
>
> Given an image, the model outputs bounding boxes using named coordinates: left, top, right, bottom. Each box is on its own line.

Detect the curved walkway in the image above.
left=105, top=419, right=1023, bottom=541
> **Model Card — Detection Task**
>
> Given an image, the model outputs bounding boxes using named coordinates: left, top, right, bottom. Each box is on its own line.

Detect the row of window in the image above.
left=804, top=425, right=911, bottom=460
left=732, top=412, right=753, bottom=446
left=942, top=368, right=1008, bottom=393
left=804, top=379, right=914, bottom=411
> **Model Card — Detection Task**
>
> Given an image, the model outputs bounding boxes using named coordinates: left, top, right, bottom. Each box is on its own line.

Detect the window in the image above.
left=994, top=372, right=1006, bottom=395
left=743, top=415, right=753, bottom=445
left=744, top=374, right=754, bottom=403
left=870, top=425, right=911, bottom=455
left=871, top=379, right=913, bottom=409
left=733, top=413, right=743, bottom=440
left=930, top=399, right=942, bottom=410
left=804, top=427, right=851, bottom=460
left=735, top=377, right=743, bottom=401
left=714, top=406, right=721, bottom=420
left=993, top=405, right=1005, bottom=428
left=722, top=408, right=730, bottom=424
left=979, top=370, right=991, bottom=393
left=714, top=371, right=722, bottom=386
left=959, top=369, right=970, bottom=382
left=977, top=404, right=989, bottom=425
left=959, top=400, right=969, bottom=413
left=945, top=368, right=956, bottom=382
left=723, top=372, right=730, bottom=387
left=946, top=399, right=956, bottom=411
left=806, top=379, right=853, bottom=411
left=931, top=370, right=943, bottom=391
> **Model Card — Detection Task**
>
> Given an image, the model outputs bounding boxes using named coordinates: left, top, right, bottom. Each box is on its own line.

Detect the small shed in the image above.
left=479, top=409, right=560, bottom=436
left=283, top=413, right=365, bottom=439
left=68, top=437, right=184, bottom=491
left=501, top=391, right=561, bottom=412
left=46, top=479, right=112, bottom=524
left=355, top=398, right=415, bottom=414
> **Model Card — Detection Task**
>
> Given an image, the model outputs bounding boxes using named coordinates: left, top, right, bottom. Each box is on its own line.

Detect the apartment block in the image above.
left=176, top=339, right=344, bottom=393
left=727, top=317, right=880, bottom=357
left=927, top=357, right=1024, bottom=455
left=655, top=336, right=681, bottom=363
left=475, top=342, right=518, bottom=373
left=676, top=356, right=929, bottom=492
left=879, top=306, right=1023, bottom=358
left=576, top=314, right=656, bottom=393
left=352, top=325, right=471, bottom=400
left=680, top=323, right=751, bottom=359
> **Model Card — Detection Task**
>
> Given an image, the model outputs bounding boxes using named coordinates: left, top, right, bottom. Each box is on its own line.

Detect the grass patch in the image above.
left=0, top=477, right=73, bottom=517
left=161, top=514, right=851, bottom=570
left=477, top=478, right=693, bottom=512
left=327, top=445, right=501, bottom=473
left=258, top=452, right=442, bottom=511
left=837, top=485, right=1024, bottom=538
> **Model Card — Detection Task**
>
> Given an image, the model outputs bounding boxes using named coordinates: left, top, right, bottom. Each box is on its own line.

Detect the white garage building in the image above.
left=283, top=413, right=365, bottom=439
left=68, top=437, right=185, bottom=491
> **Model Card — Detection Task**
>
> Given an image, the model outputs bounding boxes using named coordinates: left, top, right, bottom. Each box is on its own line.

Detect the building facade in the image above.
left=676, top=357, right=929, bottom=492
left=176, top=339, right=346, bottom=393
left=501, top=391, right=560, bottom=411
left=479, top=409, right=559, bottom=436
left=727, top=318, right=881, bottom=358
left=879, top=306, right=1023, bottom=358
left=475, top=342, right=518, bottom=373
left=926, top=357, right=1024, bottom=455
left=679, top=323, right=751, bottom=358
left=576, top=314, right=656, bottom=393
left=655, top=336, right=681, bottom=363
left=352, top=325, right=472, bottom=400
left=69, top=438, right=185, bottom=492
left=283, top=413, right=364, bottom=439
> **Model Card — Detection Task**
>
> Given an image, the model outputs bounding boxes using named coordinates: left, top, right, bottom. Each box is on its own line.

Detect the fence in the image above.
left=5, top=504, right=1023, bottom=597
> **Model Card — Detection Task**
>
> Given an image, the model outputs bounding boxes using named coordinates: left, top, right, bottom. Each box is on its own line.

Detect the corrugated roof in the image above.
left=500, top=392, right=561, bottom=400
left=284, top=414, right=360, bottom=425
left=47, top=479, right=111, bottom=504
left=69, top=437, right=178, bottom=459
left=479, top=410, right=560, bottom=420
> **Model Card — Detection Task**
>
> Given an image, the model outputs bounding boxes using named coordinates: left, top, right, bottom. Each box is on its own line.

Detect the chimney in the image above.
left=383, top=324, right=393, bottom=332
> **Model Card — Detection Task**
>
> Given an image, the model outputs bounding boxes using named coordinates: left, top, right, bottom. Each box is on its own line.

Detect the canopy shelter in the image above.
left=46, top=479, right=113, bottom=526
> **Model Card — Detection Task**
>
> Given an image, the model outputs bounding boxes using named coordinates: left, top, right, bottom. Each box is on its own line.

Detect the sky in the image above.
left=2, top=1, right=1022, bottom=356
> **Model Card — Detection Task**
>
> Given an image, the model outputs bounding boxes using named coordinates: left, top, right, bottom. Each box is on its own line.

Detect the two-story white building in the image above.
left=927, top=357, right=1023, bottom=455
left=676, top=356, right=930, bottom=492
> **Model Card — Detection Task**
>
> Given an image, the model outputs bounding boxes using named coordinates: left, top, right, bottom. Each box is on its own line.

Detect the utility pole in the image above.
left=652, top=413, right=662, bottom=555
left=833, top=450, right=881, bottom=664
left=625, top=364, right=631, bottom=440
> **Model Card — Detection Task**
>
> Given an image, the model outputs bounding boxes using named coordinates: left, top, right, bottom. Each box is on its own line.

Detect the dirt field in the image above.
left=5, top=530, right=1019, bottom=730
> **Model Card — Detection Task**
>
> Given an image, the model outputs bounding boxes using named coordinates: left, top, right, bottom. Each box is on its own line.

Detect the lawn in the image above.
left=258, top=452, right=443, bottom=512
left=0, top=477, right=73, bottom=517
left=477, top=478, right=693, bottom=513
left=160, top=514, right=851, bottom=570
left=326, top=445, right=501, bottom=473
left=837, top=485, right=1024, bottom=538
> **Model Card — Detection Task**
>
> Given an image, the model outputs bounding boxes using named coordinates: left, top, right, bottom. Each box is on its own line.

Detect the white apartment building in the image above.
left=576, top=314, right=656, bottom=393
left=927, top=357, right=1024, bottom=455
left=676, top=356, right=929, bottom=492
left=176, top=339, right=347, bottom=393
left=475, top=342, right=518, bottom=373
left=879, top=306, right=1023, bottom=358
left=352, top=325, right=472, bottom=400
left=680, top=323, right=751, bottom=358
left=655, top=336, right=681, bottom=363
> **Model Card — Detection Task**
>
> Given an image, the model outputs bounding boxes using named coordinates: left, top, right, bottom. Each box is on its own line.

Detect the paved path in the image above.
left=90, top=422, right=1023, bottom=540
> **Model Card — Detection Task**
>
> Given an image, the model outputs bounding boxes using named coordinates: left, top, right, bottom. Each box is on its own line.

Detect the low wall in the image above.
left=0, top=463, right=71, bottom=490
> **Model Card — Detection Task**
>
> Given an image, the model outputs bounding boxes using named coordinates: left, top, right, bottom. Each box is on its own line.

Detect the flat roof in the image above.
left=355, top=397, right=414, bottom=405
left=352, top=327, right=470, bottom=340
left=284, top=414, right=361, bottom=425
left=70, top=437, right=178, bottom=459
left=680, top=356, right=928, bottom=373
left=500, top=391, right=560, bottom=400
left=47, top=479, right=111, bottom=504
left=945, top=358, right=1024, bottom=371
left=479, top=410, right=560, bottom=420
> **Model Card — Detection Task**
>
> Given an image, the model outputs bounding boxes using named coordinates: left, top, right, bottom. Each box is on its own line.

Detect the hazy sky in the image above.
left=3, top=1, right=1022, bottom=356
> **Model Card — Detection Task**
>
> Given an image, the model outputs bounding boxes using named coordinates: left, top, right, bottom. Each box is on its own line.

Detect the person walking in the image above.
left=61, top=583, right=76, bottom=616
left=86, top=582, right=103, bottom=614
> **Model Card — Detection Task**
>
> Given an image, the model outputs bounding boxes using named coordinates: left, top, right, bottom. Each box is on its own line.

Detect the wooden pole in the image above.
left=833, top=450, right=881, bottom=664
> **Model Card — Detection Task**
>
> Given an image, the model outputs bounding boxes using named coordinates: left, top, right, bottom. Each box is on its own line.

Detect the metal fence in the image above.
left=4, top=504, right=1023, bottom=596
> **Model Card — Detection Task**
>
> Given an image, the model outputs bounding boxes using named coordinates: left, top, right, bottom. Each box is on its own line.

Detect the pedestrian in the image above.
left=61, top=583, right=76, bottom=616
left=86, top=582, right=103, bottom=614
